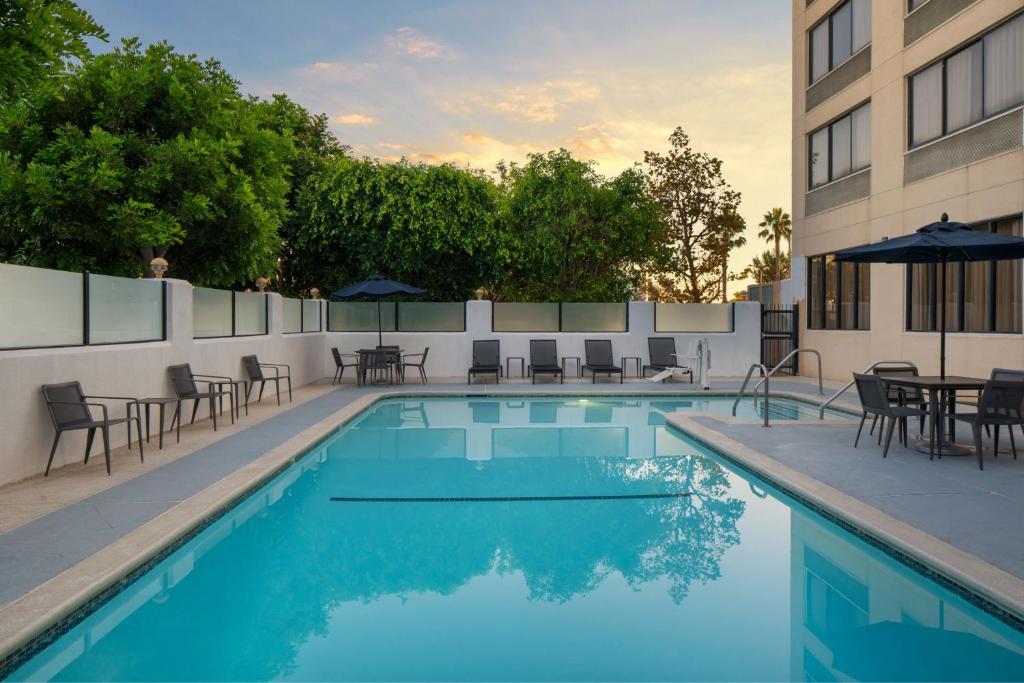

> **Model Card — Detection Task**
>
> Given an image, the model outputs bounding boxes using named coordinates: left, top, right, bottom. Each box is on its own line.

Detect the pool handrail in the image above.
left=732, top=362, right=770, bottom=428
left=818, top=360, right=919, bottom=418
left=752, top=348, right=823, bottom=396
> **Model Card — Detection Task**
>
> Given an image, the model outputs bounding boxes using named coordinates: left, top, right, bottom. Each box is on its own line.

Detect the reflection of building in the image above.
left=790, top=509, right=1024, bottom=681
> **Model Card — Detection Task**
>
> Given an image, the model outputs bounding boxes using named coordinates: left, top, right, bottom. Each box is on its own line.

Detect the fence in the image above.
left=193, top=288, right=269, bottom=338
left=327, top=302, right=465, bottom=332
left=654, top=303, right=734, bottom=333
left=283, top=298, right=323, bottom=334
left=492, top=303, right=629, bottom=332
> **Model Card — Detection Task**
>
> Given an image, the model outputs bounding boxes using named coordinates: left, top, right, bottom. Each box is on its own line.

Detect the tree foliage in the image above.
left=0, top=39, right=292, bottom=285
left=738, top=249, right=790, bottom=285
left=757, top=207, right=792, bottom=304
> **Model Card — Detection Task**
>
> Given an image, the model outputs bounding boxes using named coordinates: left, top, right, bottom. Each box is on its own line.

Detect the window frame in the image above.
left=807, top=254, right=871, bottom=331
left=807, top=101, right=871, bottom=191
left=808, top=0, right=871, bottom=87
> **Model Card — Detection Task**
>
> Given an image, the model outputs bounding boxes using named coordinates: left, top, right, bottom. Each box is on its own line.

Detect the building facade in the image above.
left=792, top=0, right=1024, bottom=380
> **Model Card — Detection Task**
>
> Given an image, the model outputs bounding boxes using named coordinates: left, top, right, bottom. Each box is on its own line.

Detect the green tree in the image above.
left=709, top=208, right=747, bottom=303
left=493, top=149, right=667, bottom=302
left=0, top=39, right=292, bottom=285
left=290, top=156, right=499, bottom=299
left=739, top=249, right=790, bottom=284
left=0, top=0, right=106, bottom=105
left=643, top=128, right=742, bottom=302
left=757, top=207, right=792, bottom=305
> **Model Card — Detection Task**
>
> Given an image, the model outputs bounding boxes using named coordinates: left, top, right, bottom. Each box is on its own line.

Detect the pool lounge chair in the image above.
left=643, top=337, right=693, bottom=383
left=468, top=340, right=501, bottom=384
left=851, top=373, right=928, bottom=459
left=583, top=339, right=623, bottom=384
left=529, top=339, right=563, bottom=384
left=242, top=355, right=292, bottom=405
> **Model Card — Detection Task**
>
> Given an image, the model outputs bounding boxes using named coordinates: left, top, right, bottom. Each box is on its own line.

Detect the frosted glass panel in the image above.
left=302, top=299, right=322, bottom=332
left=492, top=303, right=559, bottom=332
left=193, top=288, right=233, bottom=338
left=561, top=303, right=627, bottom=332
left=88, top=274, right=163, bottom=343
left=398, top=302, right=464, bottom=331
left=655, top=304, right=734, bottom=332
left=0, top=263, right=83, bottom=348
left=328, top=302, right=396, bottom=332
left=235, top=292, right=268, bottom=335
left=283, top=298, right=302, bottom=333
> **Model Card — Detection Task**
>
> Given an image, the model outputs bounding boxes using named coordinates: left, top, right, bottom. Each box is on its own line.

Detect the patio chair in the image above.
left=852, top=373, right=928, bottom=458
left=468, top=340, right=501, bottom=384
left=643, top=337, right=693, bottom=383
left=401, top=348, right=430, bottom=384
left=360, top=349, right=394, bottom=385
left=167, top=364, right=235, bottom=432
left=958, top=369, right=1024, bottom=440
left=41, top=382, right=144, bottom=476
left=956, top=380, right=1024, bottom=470
left=529, top=339, right=563, bottom=384
left=242, top=355, right=292, bottom=405
left=871, top=364, right=927, bottom=439
left=331, top=347, right=358, bottom=385
left=377, top=345, right=403, bottom=382
left=583, top=339, right=623, bottom=384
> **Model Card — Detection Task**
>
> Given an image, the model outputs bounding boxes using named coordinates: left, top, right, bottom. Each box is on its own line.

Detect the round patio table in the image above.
left=881, top=375, right=986, bottom=457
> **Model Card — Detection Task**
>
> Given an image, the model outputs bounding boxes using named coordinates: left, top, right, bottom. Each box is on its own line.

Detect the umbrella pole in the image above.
left=377, top=298, right=383, bottom=348
left=939, top=259, right=946, bottom=380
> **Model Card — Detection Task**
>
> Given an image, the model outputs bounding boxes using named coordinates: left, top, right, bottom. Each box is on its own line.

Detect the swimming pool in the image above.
left=8, top=396, right=1024, bottom=681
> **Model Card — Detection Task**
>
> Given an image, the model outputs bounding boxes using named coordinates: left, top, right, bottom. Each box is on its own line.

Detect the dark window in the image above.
left=808, top=102, right=871, bottom=190
left=807, top=255, right=870, bottom=330
left=808, top=0, right=871, bottom=85
left=906, top=216, right=1023, bottom=333
left=908, top=0, right=929, bottom=12
left=909, top=13, right=1024, bottom=148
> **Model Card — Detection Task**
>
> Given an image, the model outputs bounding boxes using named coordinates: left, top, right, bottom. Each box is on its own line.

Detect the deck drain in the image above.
left=329, top=492, right=691, bottom=503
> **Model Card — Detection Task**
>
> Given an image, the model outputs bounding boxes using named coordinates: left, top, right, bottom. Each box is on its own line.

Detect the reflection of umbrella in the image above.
left=835, top=214, right=1024, bottom=378
left=829, top=620, right=1024, bottom=681
left=331, top=275, right=425, bottom=347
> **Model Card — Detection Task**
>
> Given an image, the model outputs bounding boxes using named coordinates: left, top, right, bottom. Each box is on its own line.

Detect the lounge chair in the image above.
left=529, top=339, right=563, bottom=384
left=956, top=380, right=1024, bottom=470
left=643, top=337, right=693, bottom=383
left=852, top=373, right=928, bottom=458
left=583, top=339, right=623, bottom=384
left=402, top=348, right=430, bottom=384
left=167, top=364, right=235, bottom=432
left=41, top=382, right=144, bottom=476
left=331, top=348, right=358, bottom=385
left=468, top=340, right=501, bottom=384
left=242, top=355, right=292, bottom=405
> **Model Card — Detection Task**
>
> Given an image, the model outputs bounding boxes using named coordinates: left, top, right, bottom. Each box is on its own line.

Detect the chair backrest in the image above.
left=168, top=364, right=200, bottom=399
left=530, top=339, right=558, bottom=367
left=363, top=349, right=390, bottom=369
left=473, top=340, right=500, bottom=367
left=41, top=382, right=91, bottom=428
left=979, top=380, right=1024, bottom=423
left=873, top=364, right=921, bottom=401
left=991, top=368, right=1024, bottom=382
left=419, top=347, right=430, bottom=364
left=331, top=347, right=343, bottom=367
left=585, top=339, right=613, bottom=367
left=852, top=372, right=892, bottom=414
left=648, top=337, right=677, bottom=366
left=242, top=355, right=263, bottom=381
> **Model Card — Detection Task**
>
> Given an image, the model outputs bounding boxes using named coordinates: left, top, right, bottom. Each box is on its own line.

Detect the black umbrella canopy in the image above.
left=330, top=275, right=425, bottom=347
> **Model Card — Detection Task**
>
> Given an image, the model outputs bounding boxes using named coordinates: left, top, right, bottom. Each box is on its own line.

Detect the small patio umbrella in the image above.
left=835, top=214, right=1024, bottom=378
left=331, top=274, right=425, bottom=347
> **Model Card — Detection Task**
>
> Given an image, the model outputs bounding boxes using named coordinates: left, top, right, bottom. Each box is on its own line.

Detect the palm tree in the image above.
left=758, top=207, right=792, bottom=305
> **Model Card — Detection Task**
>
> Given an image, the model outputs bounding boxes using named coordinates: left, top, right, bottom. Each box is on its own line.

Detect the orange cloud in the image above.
left=332, top=113, right=377, bottom=126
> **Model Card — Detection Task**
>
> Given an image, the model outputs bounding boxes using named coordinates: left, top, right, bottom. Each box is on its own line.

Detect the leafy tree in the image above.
left=643, top=128, right=742, bottom=302
left=493, top=149, right=668, bottom=302
left=0, top=0, right=106, bottom=105
left=709, top=208, right=746, bottom=303
left=738, top=249, right=790, bottom=285
left=290, top=156, right=499, bottom=299
left=0, top=39, right=292, bottom=285
left=757, top=207, right=792, bottom=304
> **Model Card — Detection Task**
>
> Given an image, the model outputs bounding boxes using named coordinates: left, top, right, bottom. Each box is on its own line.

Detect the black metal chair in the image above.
left=377, top=345, right=403, bottom=382
left=583, top=339, right=623, bottom=384
left=167, top=364, right=234, bottom=432
left=529, top=339, right=562, bottom=384
left=956, top=380, right=1024, bottom=470
left=360, top=349, right=394, bottom=385
left=468, top=340, right=501, bottom=384
left=852, top=373, right=928, bottom=458
left=643, top=337, right=692, bottom=383
left=41, top=382, right=143, bottom=476
left=402, top=348, right=430, bottom=384
left=872, top=364, right=927, bottom=439
left=242, top=355, right=292, bottom=405
left=331, top=347, right=358, bottom=385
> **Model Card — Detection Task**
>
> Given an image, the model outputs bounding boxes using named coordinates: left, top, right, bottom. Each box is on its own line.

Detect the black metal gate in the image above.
left=761, top=304, right=799, bottom=374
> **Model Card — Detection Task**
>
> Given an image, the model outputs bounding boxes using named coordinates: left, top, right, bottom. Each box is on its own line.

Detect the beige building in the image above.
left=791, top=0, right=1024, bottom=380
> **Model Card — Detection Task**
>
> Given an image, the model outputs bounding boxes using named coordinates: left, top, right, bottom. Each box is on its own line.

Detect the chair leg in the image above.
left=45, top=432, right=62, bottom=476
left=877, top=416, right=885, bottom=445
left=853, top=412, right=867, bottom=448
left=258, top=381, right=266, bottom=403
left=420, top=367, right=427, bottom=384
left=994, top=426, right=1000, bottom=459
left=84, top=428, right=96, bottom=463
left=158, top=403, right=165, bottom=450
left=274, top=378, right=281, bottom=406
left=1009, top=427, right=1018, bottom=460
left=210, top=396, right=218, bottom=431
left=190, top=400, right=200, bottom=425
left=101, top=425, right=111, bottom=475
left=287, top=376, right=293, bottom=401
left=973, top=424, right=984, bottom=470
left=882, top=418, right=896, bottom=458
left=175, top=401, right=181, bottom=443
left=870, top=414, right=879, bottom=435
left=135, top=413, right=144, bottom=463
left=246, top=381, right=254, bottom=403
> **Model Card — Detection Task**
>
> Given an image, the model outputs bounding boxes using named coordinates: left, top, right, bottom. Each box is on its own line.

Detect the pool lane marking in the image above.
left=329, top=492, right=691, bottom=502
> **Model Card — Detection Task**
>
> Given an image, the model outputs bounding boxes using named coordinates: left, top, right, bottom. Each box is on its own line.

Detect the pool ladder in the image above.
left=732, top=349, right=823, bottom=427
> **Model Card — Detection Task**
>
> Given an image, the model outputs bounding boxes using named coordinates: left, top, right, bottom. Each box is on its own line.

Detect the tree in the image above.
left=709, top=209, right=746, bottom=303
left=0, top=39, right=292, bottom=285
left=493, top=150, right=668, bottom=302
left=0, top=0, right=106, bottom=105
left=757, top=207, right=792, bottom=305
left=738, top=250, right=790, bottom=285
left=643, top=128, right=742, bottom=302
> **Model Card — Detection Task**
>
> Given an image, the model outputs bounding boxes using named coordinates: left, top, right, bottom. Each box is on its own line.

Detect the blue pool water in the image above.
left=9, top=396, right=1024, bottom=681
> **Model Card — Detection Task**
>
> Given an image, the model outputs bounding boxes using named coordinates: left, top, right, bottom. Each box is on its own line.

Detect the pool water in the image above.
left=10, top=396, right=1024, bottom=681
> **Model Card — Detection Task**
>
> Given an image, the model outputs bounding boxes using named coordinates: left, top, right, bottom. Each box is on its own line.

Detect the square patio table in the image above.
left=881, top=375, right=986, bottom=458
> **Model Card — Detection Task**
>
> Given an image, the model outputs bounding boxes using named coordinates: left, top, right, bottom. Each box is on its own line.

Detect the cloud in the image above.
left=386, top=27, right=451, bottom=59
left=465, top=79, right=600, bottom=123
left=332, top=113, right=377, bottom=126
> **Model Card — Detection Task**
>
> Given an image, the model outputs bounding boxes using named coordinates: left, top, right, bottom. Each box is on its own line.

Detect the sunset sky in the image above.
left=79, top=0, right=792, bottom=289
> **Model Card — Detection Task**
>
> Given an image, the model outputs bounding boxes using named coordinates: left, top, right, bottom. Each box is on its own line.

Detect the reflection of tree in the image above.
left=49, top=441, right=744, bottom=681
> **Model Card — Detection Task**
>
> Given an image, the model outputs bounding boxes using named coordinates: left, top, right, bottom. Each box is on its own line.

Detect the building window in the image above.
left=807, top=255, right=871, bottom=330
left=809, top=0, right=871, bottom=85
left=808, top=102, right=871, bottom=190
left=908, top=0, right=930, bottom=12
left=906, top=216, right=1023, bottom=333
left=909, top=13, right=1024, bottom=148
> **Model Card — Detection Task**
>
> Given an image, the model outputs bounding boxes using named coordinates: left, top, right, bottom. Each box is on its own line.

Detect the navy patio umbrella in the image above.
left=835, top=214, right=1024, bottom=378
left=331, top=275, right=425, bottom=347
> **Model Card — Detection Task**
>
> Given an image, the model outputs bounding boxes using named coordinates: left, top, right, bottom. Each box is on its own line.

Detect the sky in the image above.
left=78, top=0, right=792, bottom=291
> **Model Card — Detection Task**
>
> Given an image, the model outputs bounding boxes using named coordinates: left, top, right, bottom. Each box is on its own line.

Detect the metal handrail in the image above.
left=732, top=362, right=770, bottom=427
left=818, top=360, right=919, bottom=418
left=753, top=348, right=823, bottom=396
